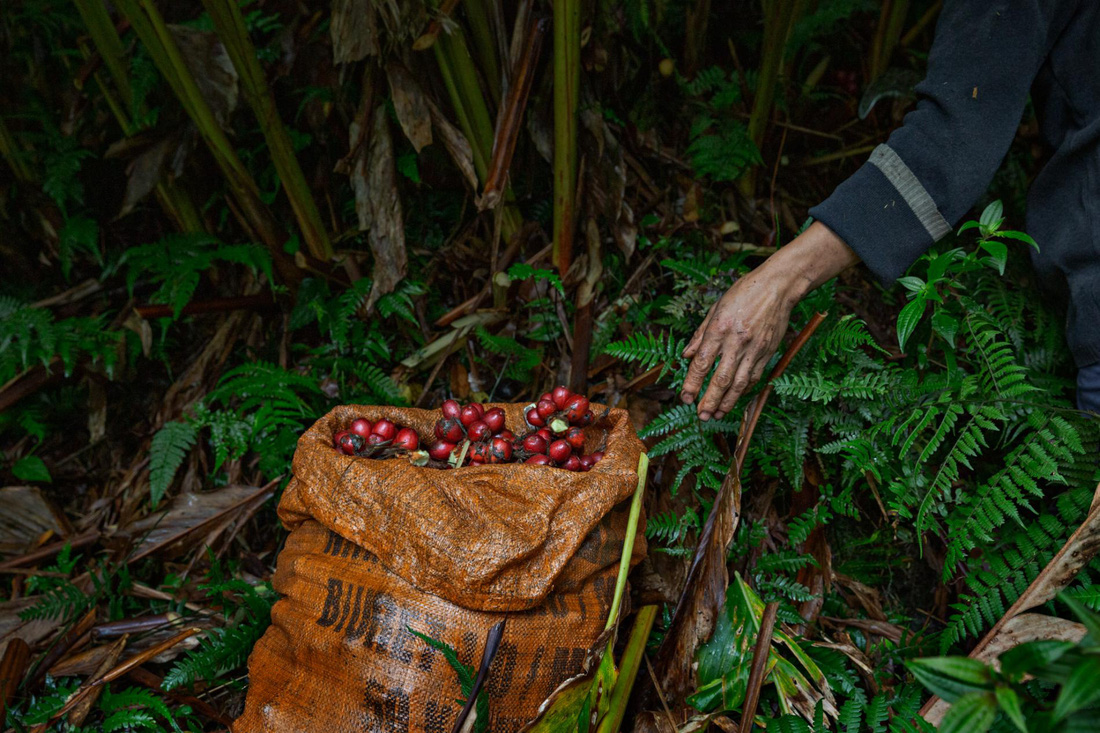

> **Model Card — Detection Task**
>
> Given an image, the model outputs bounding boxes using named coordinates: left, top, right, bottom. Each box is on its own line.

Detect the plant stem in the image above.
left=200, top=0, right=333, bottom=260
left=462, top=0, right=502, bottom=106
left=552, top=0, right=580, bottom=275
left=604, top=452, right=650, bottom=633
left=0, top=115, right=34, bottom=183
left=595, top=605, right=659, bottom=733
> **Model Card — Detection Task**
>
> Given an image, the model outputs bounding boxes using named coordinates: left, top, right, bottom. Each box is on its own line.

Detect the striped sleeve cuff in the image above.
left=808, top=144, right=951, bottom=286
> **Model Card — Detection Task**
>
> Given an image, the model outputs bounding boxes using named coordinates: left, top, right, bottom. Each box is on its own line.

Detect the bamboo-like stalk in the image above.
left=462, top=0, right=502, bottom=106
left=741, top=0, right=800, bottom=196
left=199, top=0, right=333, bottom=261
left=595, top=605, right=659, bottom=733
left=552, top=0, right=580, bottom=275
left=111, top=0, right=298, bottom=282
left=869, top=0, right=911, bottom=81
left=0, top=115, right=34, bottom=182
left=604, top=453, right=649, bottom=633
left=71, top=0, right=133, bottom=104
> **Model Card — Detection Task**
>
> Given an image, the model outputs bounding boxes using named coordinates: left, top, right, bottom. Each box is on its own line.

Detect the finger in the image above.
left=680, top=335, right=721, bottom=404
left=697, top=347, right=744, bottom=420
left=682, top=308, right=714, bottom=359
left=714, top=354, right=765, bottom=420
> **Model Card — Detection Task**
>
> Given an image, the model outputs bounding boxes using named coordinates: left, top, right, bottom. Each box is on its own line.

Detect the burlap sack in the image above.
left=234, top=403, right=645, bottom=732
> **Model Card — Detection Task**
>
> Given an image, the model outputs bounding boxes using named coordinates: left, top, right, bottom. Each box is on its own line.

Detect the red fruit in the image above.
left=470, top=459, right=485, bottom=466
left=565, top=427, right=586, bottom=451
left=339, top=432, right=364, bottom=455
left=548, top=440, right=572, bottom=464
left=436, top=419, right=464, bottom=444
left=490, top=438, right=513, bottom=463
left=495, top=429, right=515, bottom=442
left=470, top=442, right=492, bottom=464
left=536, top=400, right=557, bottom=419
left=525, top=454, right=552, bottom=466
left=441, top=399, right=462, bottom=420
left=539, top=392, right=554, bottom=404
left=333, top=430, right=349, bottom=448
left=525, top=407, right=546, bottom=428
left=579, top=410, right=594, bottom=427
left=460, top=404, right=482, bottom=427
left=561, top=455, right=583, bottom=472
left=350, top=418, right=373, bottom=437
left=429, top=440, right=456, bottom=461
left=367, top=433, right=388, bottom=446
left=578, top=454, right=597, bottom=471
left=590, top=451, right=604, bottom=466
left=467, top=420, right=491, bottom=442
left=552, top=386, right=572, bottom=409
left=483, top=408, right=506, bottom=433
left=394, top=428, right=419, bottom=451
left=565, top=396, right=590, bottom=423
left=536, top=428, right=553, bottom=442
left=523, top=434, right=548, bottom=454
left=372, top=419, right=396, bottom=441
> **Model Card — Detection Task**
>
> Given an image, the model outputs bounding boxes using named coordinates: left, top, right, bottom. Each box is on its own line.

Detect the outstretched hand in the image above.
left=680, top=222, right=861, bottom=420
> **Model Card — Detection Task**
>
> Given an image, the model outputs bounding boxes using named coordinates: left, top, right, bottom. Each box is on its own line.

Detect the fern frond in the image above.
left=149, top=421, right=198, bottom=508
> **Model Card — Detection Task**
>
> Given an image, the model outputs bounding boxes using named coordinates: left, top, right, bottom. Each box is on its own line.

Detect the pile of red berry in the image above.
left=332, top=417, right=419, bottom=457
left=330, top=386, right=604, bottom=472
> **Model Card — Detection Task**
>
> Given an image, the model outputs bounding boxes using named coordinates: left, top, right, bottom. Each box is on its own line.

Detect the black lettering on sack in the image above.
left=548, top=647, right=587, bottom=696
left=323, top=531, right=337, bottom=555
left=389, top=606, right=422, bottom=663
left=458, top=631, right=479, bottom=668
left=575, top=528, right=602, bottom=564
left=524, top=646, right=545, bottom=689
left=593, top=576, right=613, bottom=618
left=575, top=589, right=587, bottom=620
left=549, top=594, right=569, bottom=618
left=367, top=593, right=397, bottom=655
left=317, top=578, right=344, bottom=627
left=340, top=537, right=355, bottom=559
left=486, top=641, right=518, bottom=699
left=342, top=586, right=367, bottom=640
left=415, top=617, right=447, bottom=672
left=424, top=701, right=457, bottom=733
left=335, top=581, right=358, bottom=632
left=363, top=678, right=410, bottom=733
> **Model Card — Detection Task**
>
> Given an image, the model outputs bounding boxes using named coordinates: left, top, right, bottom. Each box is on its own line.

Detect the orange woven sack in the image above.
left=234, top=402, right=645, bottom=733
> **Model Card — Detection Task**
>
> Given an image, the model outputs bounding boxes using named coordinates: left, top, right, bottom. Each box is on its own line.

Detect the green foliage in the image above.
left=124, top=233, right=273, bottom=320
left=408, top=628, right=489, bottom=733
left=164, top=578, right=274, bottom=691
left=0, top=296, right=121, bottom=383
left=149, top=421, right=198, bottom=508
left=912, top=595, right=1100, bottom=732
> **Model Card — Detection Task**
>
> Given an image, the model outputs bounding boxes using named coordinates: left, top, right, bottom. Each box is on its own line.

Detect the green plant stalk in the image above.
left=552, top=0, right=580, bottom=275
left=112, top=0, right=296, bottom=279
left=433, top=28, right=520, bottom=239
left=604, top=452, right=649, bottom=632
left=595, top=604, right=658, bottom=733
left=742, top=0, right=799, bottom=195
left=870, top=0, right=910, bottom=81
left=71, top=0, right=133, bottom=104
left=199, top=0, right=333, bottom=261
left=0, top=115, right=34, bottom=183
left=462, top=0, right=502, bottom=106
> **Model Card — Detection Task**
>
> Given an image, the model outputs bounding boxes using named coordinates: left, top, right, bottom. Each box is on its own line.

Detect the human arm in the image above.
left=682, top=0, right=1073, bottom=419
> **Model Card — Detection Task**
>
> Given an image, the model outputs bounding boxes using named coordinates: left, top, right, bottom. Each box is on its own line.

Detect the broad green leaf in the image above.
left=979, top=200, right=1004, bottom=229
left=932, top=311, right=959, bottom=345
left=907, top=657, right=992, bottom=702
left=957, top=220, right=981, bottom=235
left=999, top=640, right=1075, bottom=680
left=898, top=276, right=925, bottom=293
left=997, top=229, right=1040, bottom=251
left=978, top=239, right=1008, bottom=275
left=12, top=455, right=52, bottom=483
left=938, top=691, right=997, bottom=733
left=1053, top=656, right=1100, bottom=720
left=994, top=685, right=1027, bottom=733
left=896, top=297, right=927, bottom=353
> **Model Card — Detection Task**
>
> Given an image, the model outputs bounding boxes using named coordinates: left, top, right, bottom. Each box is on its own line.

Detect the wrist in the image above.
left=766, top=221, right=859, bottom=301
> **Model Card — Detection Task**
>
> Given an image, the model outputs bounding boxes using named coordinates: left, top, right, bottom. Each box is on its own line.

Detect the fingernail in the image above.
left=681, top=392, right=693, bottom=404
left=714, top=411, right=725, bottom=420
left=699, top=411, right=711, bottom=422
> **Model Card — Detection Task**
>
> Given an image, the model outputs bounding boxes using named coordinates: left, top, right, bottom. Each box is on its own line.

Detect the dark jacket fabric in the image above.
left=809, top=0, right=1100, bottom=367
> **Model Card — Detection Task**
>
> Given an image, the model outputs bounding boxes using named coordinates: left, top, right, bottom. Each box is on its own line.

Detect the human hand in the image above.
left=680, top=222, right=860, bottom=420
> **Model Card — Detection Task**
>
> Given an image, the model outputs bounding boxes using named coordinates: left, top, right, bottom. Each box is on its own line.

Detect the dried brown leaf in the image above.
left=354, top=105, right=408, bottom=309
left=330, top=0, right=379, bottom=63
left=428, top=99, right=479, bottom=190
left=0, top=486, right=69, bottom=555
left=385, top=63, right=432, bottom=153
left=0, top=597, right=63, bottom=660
left=118, top=137, right=172, bottom=218
left=168, top=25, right=239, bottom=129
